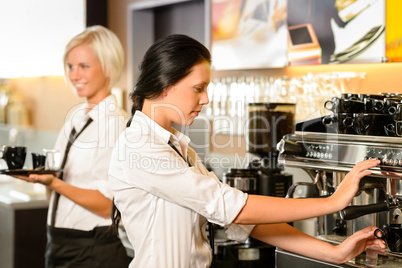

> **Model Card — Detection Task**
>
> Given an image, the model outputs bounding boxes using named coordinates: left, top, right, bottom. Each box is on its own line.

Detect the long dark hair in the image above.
left=110, top=34, right=211, bottom=233
left=127, top=34, right=211, bottom=127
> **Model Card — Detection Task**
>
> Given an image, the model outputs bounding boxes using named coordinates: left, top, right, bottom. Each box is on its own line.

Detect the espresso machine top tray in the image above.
left=278, top=132, right=402, bottom=179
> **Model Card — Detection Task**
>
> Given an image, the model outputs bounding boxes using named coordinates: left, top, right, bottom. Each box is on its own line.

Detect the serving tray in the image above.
left=0, top=169, right=60, bottom=176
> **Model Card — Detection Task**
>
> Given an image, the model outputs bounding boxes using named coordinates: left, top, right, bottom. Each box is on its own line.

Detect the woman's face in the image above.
left=165, top=61, right=211, bottom=126
left=66, top=43, right=110, bottom=104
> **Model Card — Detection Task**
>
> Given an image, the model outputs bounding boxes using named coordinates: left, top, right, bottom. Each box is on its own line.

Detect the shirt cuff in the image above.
left=226, top=224, right=256, bottom=242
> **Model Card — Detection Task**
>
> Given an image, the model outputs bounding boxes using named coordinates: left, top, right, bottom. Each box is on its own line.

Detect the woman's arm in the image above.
left=250, top=223, right=385, bottom=264
left=233, top=159, right=380, bottom=224
left=16, top=174, right=112, bottom=218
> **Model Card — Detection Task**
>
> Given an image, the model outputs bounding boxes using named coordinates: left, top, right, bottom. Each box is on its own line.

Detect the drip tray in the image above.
left=277, top=241, right=402, bottom=267
left=365, top=248, right=402, bottom=267
left=317, top=235, right=402, bottom=267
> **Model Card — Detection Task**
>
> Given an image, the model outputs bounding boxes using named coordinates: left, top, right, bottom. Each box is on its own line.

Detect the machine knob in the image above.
left=398, top=159, right=402, bottom=166
left=383, top=158, right=389, bottom=165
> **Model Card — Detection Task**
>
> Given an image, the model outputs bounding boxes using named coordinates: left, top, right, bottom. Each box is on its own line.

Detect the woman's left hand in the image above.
left=334, top=225, right=385, bottom=264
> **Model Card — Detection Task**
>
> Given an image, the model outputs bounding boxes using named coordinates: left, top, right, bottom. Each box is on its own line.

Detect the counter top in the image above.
left=0, top=175, right=48, bottom=210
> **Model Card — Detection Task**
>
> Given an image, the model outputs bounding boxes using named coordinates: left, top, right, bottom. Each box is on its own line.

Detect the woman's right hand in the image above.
left=333, top=225, right=385, bottom=264
left=330, top=159, right=380, bottom=211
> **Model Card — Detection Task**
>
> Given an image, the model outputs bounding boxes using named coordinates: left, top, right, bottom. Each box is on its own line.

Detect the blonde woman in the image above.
left=16, top=25, right=130, bottom=267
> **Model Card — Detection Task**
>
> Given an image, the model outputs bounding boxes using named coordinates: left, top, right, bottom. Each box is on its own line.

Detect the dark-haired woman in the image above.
left=109, top=34, right=384, bottom=268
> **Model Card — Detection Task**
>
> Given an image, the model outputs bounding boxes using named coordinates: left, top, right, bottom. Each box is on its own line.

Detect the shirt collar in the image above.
left=132, top=111, right=191, bottom=146
left=170, top=127, right=190, bottom=145
left=71, top=95, right=116, bottom=130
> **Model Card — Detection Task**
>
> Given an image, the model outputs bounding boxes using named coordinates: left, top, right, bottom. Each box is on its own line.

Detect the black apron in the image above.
left=45, top=225, right=130, bottom=268
left=45, top=118, right=130, bottom=268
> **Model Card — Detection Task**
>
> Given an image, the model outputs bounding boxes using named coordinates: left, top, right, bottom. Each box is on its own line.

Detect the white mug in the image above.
left=43, top=149, right=61, bottom=170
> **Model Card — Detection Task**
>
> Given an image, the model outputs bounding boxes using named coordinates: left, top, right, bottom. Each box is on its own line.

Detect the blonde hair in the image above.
left=63, top=25, right=124, bottom=90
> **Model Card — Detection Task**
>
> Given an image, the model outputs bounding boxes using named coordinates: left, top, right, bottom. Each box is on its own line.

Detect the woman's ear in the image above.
left=163, top=85, right=174, bottom=97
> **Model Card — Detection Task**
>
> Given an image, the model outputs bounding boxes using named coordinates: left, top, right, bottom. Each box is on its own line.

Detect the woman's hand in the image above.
left=13, top=173, right=57, bottom=186
left=333, top=225, right=385, bottom=264
left=251, top=223, right=385, bottom=265
left=330, top=159, right=380, bottom=211
left=13, top=173, right=112, bottom=218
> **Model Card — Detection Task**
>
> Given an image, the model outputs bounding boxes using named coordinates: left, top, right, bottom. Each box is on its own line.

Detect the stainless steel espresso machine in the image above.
left=276, top=116, right=402, bottom=267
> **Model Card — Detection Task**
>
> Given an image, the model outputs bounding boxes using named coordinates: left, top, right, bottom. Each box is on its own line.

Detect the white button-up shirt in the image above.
left=109, top=111, right=254, bottom=268
left=48, top=95, right=128, bottom=230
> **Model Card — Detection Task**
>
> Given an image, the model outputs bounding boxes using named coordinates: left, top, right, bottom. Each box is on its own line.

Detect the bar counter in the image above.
left=0, top=175, right=48, bottom=268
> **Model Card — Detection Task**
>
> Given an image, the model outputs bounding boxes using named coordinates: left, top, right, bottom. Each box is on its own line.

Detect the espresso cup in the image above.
left=374, top=223, right=402, bottom=252
left=322, top=113, right=356, bottom=134
left=391, top=103, right=402, bottom=121
left=341, top=93, right=361, bottom=101
left=352, top=113, right=390, bottom=136
left=384, top=97, right=402, bottom=115
left=360, top=93, right=386, bottom=100
left=324, top=97, right=365, bottom=114
left=0, top=145, right=27, bottom=170
left=396, top=122, right=402, bottom=137
left=364, top=97, right=384, bottom=113
left=383, top=93, right=402, bottom=98
left=31, top=152, right=46, bottom=170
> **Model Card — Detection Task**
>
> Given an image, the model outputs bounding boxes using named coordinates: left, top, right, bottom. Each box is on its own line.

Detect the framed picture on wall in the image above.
left=210, top=0, right=288, bottom=70
left=287, top=0, right=386, bottom=65
left=386, top=0, right=402, bottom=62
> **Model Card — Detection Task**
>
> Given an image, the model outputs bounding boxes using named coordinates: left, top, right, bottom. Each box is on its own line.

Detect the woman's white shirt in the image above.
left=47, top=95, right=128, bottom=230
left=109, top=111, right=254, bottom=268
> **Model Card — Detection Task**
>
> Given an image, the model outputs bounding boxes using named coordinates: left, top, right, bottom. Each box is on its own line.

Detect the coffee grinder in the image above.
left=246, top=103, right=294, bottom=198
left=214, top=103, right=296, bottom=268
left=233, top=102, right=296, bottom=266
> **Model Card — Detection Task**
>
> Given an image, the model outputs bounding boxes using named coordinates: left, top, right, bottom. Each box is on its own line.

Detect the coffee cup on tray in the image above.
left=0, top=145, right=27, bottom=170
left=31, top=152, right=46, bottom=170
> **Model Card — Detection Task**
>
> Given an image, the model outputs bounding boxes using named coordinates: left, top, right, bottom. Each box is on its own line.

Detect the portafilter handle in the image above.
left=340, top=202, right=391, bottom=221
